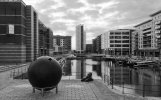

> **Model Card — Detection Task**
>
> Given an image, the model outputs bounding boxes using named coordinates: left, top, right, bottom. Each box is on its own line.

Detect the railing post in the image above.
left=104, top=74, right=105, bottom=83
left=122, top=82, right=124, bottom=94
left=112, top=78, right=113, bottom=89
left=143, top=84, right=145, bottom=97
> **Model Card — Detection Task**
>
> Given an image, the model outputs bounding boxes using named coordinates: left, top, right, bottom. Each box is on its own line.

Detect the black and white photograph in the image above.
left=0, top=0, right=161, bottom=100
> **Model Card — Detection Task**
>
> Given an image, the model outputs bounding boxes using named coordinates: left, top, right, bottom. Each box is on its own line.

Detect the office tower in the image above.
left=76, top=24, right=86, bottom=54
left=101, top=29, right=134, bottom=56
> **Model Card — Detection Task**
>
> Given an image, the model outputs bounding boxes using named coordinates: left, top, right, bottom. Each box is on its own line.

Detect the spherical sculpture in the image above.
left=28, top=56, right=62, bottom=91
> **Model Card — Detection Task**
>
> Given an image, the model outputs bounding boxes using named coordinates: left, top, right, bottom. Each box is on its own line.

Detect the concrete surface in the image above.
left=0, top=79, right=160, bottom=100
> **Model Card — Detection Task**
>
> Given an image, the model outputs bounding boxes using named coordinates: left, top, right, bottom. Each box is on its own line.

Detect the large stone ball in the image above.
left=28, top=56, right=62, bottom=90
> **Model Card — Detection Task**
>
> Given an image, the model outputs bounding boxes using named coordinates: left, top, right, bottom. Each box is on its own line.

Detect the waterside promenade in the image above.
left=0, top=79, right=160, bottom=100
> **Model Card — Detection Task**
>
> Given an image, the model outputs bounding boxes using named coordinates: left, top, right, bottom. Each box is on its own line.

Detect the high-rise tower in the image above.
left=76, top=24, right=86, bottom=54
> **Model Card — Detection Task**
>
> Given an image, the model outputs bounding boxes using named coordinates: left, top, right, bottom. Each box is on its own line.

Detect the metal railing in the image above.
left=0, top=63, right=29, bottom=73
left=103, top=74, right=161, bottom=97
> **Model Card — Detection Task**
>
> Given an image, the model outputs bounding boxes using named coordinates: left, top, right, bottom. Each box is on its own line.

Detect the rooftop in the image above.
left=150, top=10, right=161, bottom=17
left=134, top=19, right=152, bottom=27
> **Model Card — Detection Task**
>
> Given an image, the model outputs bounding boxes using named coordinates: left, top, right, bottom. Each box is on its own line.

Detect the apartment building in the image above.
left=101, top=29, right=134, bottom=56
left=53, top=35, right=71, bottom=54
left=134, top=10, right=161, bottom=58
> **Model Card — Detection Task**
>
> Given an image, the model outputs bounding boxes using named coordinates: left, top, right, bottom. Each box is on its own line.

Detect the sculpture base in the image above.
left=32, top=85, right=58, bottom=96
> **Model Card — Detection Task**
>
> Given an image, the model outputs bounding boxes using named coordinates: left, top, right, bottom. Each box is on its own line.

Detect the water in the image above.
left=63, top=59, right=161, bottom=97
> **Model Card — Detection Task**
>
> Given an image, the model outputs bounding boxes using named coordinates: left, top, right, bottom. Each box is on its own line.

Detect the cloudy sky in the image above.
left=23, top=0, right=161, bottom=49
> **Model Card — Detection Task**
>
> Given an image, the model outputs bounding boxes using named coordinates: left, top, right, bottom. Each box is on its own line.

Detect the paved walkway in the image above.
left=0, top=79, right=160, bottom=100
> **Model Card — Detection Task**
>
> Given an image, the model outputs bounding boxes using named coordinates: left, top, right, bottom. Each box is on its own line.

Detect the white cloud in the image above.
left=23, top=0, right=45, bottom=5
left=68, top=0, right=119, bottom=15
left=96, top=1, right=119, bottom=14
left=66, top=24, right=75, bottom=31
left=50, top=18, right=75, bottom=24
left=78, top=0, right=90, bottom=6
left=50, top=0, right=66, bottom=9
left=53, top=30, right=68, bottom=36
left=67, top=6, right=96, bottom=14
left=48, top=12, right=66, bottom=18
left=100, top=11, right=119, bottom=19
left=78, top=11, right=119, bottom=30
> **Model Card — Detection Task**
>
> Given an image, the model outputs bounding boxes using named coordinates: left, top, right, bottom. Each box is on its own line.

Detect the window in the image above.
left=110, top=36, right=114, bottom=39
left=115, top=40, right=121, bottom=43
left=110, top=45, right=114, bottom=47
left=110, top=40, right=114, bottom=43
left=122, top=36, right=129, bottom=39
left=123, top=44, right=129, bottom=47
left=115, top=32, right=121, bottom=35
left=115, top=44, right=121, bottom=47
left=122, top=40, right=129, bottom=43
left=115, top=36, right=121, bottom=39
left=110, top=32, right=114, bottom=35
left=122, top=32, right=129, bottom=35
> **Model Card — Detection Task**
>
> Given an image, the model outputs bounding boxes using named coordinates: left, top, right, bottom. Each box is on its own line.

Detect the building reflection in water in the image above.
left=63, top=59, right=102, bottom=79
left=101, top=61, right=161, bottom=97
left=63, top=59, right=161, bottom=97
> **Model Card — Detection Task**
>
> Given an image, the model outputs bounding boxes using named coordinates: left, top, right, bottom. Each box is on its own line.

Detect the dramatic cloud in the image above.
left=23, top=0, right=161, bottom=49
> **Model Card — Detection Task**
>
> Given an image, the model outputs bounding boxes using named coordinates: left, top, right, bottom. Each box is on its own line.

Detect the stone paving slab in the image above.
left=93, top=79, right=161, bottom=100
left=0, top=79, right=160, bottom=100
left=0, top=80, right=99, bottom=100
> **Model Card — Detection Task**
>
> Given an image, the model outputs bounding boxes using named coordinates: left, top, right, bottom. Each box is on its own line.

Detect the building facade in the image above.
left=92, top=35, right=102, bottom=54
left=86, top=44, right=93, bottom=53
left=76, top=24, right=86, bottom=54
left=134, top=10, right=161, bottom=58
left=53, top=35, right=71, bottom=54
left=92, top=39, right=97, bottom=53
left=101, top=29, right=134, bottom=56
left=39, top=21, right=53, bottom=56
left=25, top=5, right=39, bottom=61
left=0, top=0, right=27, bottom=63
left=0, top=0, right=50, bottom=63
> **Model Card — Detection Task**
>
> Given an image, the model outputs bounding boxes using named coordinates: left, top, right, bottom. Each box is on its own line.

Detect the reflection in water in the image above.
left=101, top=61, right=161, bottom=97
left=63, top=59, right=161, bottom=97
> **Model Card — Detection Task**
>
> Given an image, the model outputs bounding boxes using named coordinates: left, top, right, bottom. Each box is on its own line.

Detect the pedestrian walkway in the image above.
left=0, top=79, right=159, bottom=100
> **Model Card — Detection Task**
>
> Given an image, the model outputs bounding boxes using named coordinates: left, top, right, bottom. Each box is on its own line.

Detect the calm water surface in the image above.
left=62, top=59, right=161, bottom=97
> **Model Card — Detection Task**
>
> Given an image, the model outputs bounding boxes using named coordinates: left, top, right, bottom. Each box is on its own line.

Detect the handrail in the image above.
left=105, top=74, right=161, bottom=97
